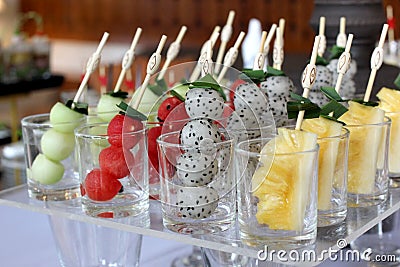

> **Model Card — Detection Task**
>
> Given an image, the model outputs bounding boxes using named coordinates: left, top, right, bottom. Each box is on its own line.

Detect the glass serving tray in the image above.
left=1, top=184, right=399, bottom=266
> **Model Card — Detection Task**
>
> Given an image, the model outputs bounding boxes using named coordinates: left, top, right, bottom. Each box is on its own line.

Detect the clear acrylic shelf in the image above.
left=1, top=184, right=400, bottom=266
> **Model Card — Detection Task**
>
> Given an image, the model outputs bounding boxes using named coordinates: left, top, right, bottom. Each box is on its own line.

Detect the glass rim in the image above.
left=343, top=116, right=391, bottom=128
left=21, top=113, right=85, bottom=127
left=156, top=130, right=234, bottom=149
left=74, top=121, right=146, bottom=138
left=235, top=137, right=319, bottom=157
left=282, top=125, right=350, bottom=140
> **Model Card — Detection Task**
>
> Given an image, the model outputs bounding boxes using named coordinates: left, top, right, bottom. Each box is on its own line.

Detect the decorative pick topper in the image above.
left=334, top=33, right=353, bottom=95
left=273, top=26, right=284, bottom=70
left=301, top=63, right=317, bottom=91
left=217, top=31, right=245, bottom=83
left=253, top=31, right=267, bottom=70
left=318, top=16, right=326, bottom=57
left=200, top=41, right=213, bottom=76
left=215, top=10, right=235, bottom=74
left=336, top=17, right=347, bottom=48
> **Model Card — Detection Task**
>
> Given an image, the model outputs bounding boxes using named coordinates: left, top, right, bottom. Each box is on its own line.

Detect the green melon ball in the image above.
left=31, top=154, right=65, bottom=185
left=87, top=115, right=104, bottom=124
left=41, top=129, right=75, bottom=161
left=88, top=125, right=109, bottom=147
left=132, top=87, right=160, bottom=114
left=49, top=102, right=84, bottom=133
left=97, top=95, right=124, bottom=122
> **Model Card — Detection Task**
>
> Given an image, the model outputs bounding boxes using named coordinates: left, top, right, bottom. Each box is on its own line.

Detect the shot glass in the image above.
left=75, top=122, right=149, bottom=218
left=385, top=111, right=400, bottom=188
left=48, top=209, right=145, bottom=267
left=235, top=137, right=319, bottom=249
left=21, top=113, right=84, bottom=201
left=316, top=128, right=350, bottom=227
left=344, top=117, right=391, bottom=207
left=157, top=131, right=236, bottom=234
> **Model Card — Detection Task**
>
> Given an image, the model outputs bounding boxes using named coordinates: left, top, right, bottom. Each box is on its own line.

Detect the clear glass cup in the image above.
left=21, top=113, right=84, bottom=201
left=385, top=111, right=400, bottom=188
left=157, top=130, right=236, bottom=235
left=235, top=137, right=319, bottom=249
left=47, top=200, right=146, bottom=267
left=344, top=117, right=391, bottom=207
left=75, top=122, right=149, bottom=218
left=315, top=128, right=350, bottom=227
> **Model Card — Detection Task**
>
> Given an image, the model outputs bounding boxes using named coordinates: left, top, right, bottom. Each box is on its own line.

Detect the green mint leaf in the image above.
left=290, top=92, right=311, bottom=103
left=65, top=99, right=88, bottom=115
left=319, top=114, right=346, bottom=125
left=239, top=69, right=267, bottom=83
left=116, top=101, right=147, bottom=121
left=320, top=86, right=345, bottom=102
left=106, top=90, right=129, bottom=99
left=287, top=101, right=321, bottom=119
left=148, top=78, right=168, bottom=96
left=170, top=89, right=185, bottom=102
left=315, top=55, right=329, bottom=66
left=320, top=100, right=348, bottom=119
left=351, top=98, right=379, bottom=107
left=394, top=73, right=400, bottom=89
left=328, top=45, right=345, bottom=60
left=266, top=66, right=286, bottom=77
left=189, top=74, right=226, bottom=101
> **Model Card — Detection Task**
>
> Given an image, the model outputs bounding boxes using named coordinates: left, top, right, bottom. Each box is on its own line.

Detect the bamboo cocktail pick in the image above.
left=262, top=23, right=277, bottom=67
left=272, top=26, right=284, bottom=70
left=113, top=28, right=142, bottom=93
left=336, top=17, right=347, bottom=47
left=217, top=31, right=245, bottom=83
left=386, top=5, right=395, bottom=44
left=318, top=16, right=326, bottom=57
left=252, top=31, right=267, bottom=70
left=363, top=24, right=389, bottom=102
left=158, top=26, right=187, bottom=80
left=335, top=34, right=354, bottom=94
left=295, top=36, right=321, bottom=130
left=130, top=35, right=167, bottom=110
left=214, top=10, right=235, bottom=74
left=72, top=32, right=110, bottom=107
left=189, top=26, right=220, bottom=81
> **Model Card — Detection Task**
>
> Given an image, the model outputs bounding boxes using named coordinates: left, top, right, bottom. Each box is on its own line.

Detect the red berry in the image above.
left=229, top=79, right=246, bottom=105
left=108, top=114, right=143, bottom=148
left=161, top=103, right=189, bottom=135
left=157, top=96, right=183, bottom=122
left=99, top=146, right=134, bottom=179
left=84, top=169, right=122, bottom=201
left=147, top=126, right=162, bottom=182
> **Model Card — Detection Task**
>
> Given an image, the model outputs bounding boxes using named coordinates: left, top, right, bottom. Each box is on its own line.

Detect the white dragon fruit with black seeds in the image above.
left=233, top=83, right=270, bottom=116
left=176, top=186, right=219, bottom=219
left=330, top=71, right=357, bottom=100
left=176, top=151, right=218, bottom=186
left=327, top=59, right=357, bottom=78
left=185, top=88, right=225, bottom=119
left=180, top=118, right=221, bottom=145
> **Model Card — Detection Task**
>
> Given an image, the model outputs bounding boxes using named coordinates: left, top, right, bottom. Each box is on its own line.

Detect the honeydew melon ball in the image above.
left=132, top=87, right=160, bottom=114
left=31, top=154, right=64, bottom=185
left=89, top=125, right=109, bottom=148
left=41, top=129, right=75, bottom=161
left=50, top=102, right=84, bottom=133
left=97, top=95, right=124, bottom=122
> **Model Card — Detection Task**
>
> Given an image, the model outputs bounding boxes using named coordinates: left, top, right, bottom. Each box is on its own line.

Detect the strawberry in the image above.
left=157, top=96, right=183, bottom=122
left=147, top=125, right=162, bottom=184
left=84, top=168, right=122, bottom=201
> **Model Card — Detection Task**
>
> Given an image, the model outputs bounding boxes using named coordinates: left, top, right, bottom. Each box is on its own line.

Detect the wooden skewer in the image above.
left=295, top=36, right=321, bottom=130
left=335, top=34, right=354, bottom=94
left=252, top=31, right=267, bottom=70
left=318, top=16, right=326, bottom=57
left=73, top=32, right=109, bottom=106
left=129, top=35, right=167, bottom=110
left=336, top=17, right=347, bottom=47
left=215, top=10, right=235, bottom=74
left=363, top=24, right=389, bottom=102
left=272, top=26, right=284, bottom=70
left=387, top=5, right=395, bottom=44
left=158, top=25, right=187, bottom=80
left=113, top=28, right=142, bottom=93
left=263, top=23, right=277, bottom=55
left=99, top=65, right=107, bottom=94
left=217, top=31, right=245, bottom=83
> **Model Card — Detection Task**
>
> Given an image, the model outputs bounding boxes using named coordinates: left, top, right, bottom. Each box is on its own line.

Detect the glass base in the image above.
left=28, top=184, right=80, bottom=201
left=82, top=194, right=149, bottom=218
left=163, top=217, right=235, bottom=235
left=318, top=208, right=347, bottom=227
left=171, top=248, right=204, bottom=267
left=347, top=191, right=388, bottom=208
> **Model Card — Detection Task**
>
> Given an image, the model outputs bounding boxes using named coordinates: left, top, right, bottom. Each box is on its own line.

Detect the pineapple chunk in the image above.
left=252, top=128, right=317, bottom=231
left=339, top=101, right=385, bottom=194
left=302, top=117, right=343, bottom=210
left=377, top=87, right=400, bottom=174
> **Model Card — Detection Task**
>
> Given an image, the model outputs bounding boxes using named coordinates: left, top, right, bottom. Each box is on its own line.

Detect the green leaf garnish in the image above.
left=170, top=89, right=185, bottom=102
left=266, top=66, right=286, bottom=77
left=106, top=90, right=129, bottom=99
left=319, top=114, right=346, bottom=125
left=320, top=86, right=345, bottom=102
left=320, top=100, right=348, bottom=119
left=315, top=55, right=329, bottom=66
left=189, top=74, right=227, bottom=101
left=351, top=98, right=379, bottom=107
left=116, top=101, right=147, bottom=121
left=328, top=45, right=345, bottom=60
left=148, top=78, right=168, bottom=96
left=239, top=69, right=268, bottom=83
left=394, top=73, right=400, bottom=89
left=65, top=100, right=88, bottom=115
left=287, top=93, right=321, bottom=119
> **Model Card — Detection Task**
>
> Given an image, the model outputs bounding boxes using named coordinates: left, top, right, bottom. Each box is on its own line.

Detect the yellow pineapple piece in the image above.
left=377, top=87, right=400, bottom=174
left=302, top=117, right=343, bottom=210
left=339, top=101, right=385, bottom=194
left=251, top=128, right=317, bottom=231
